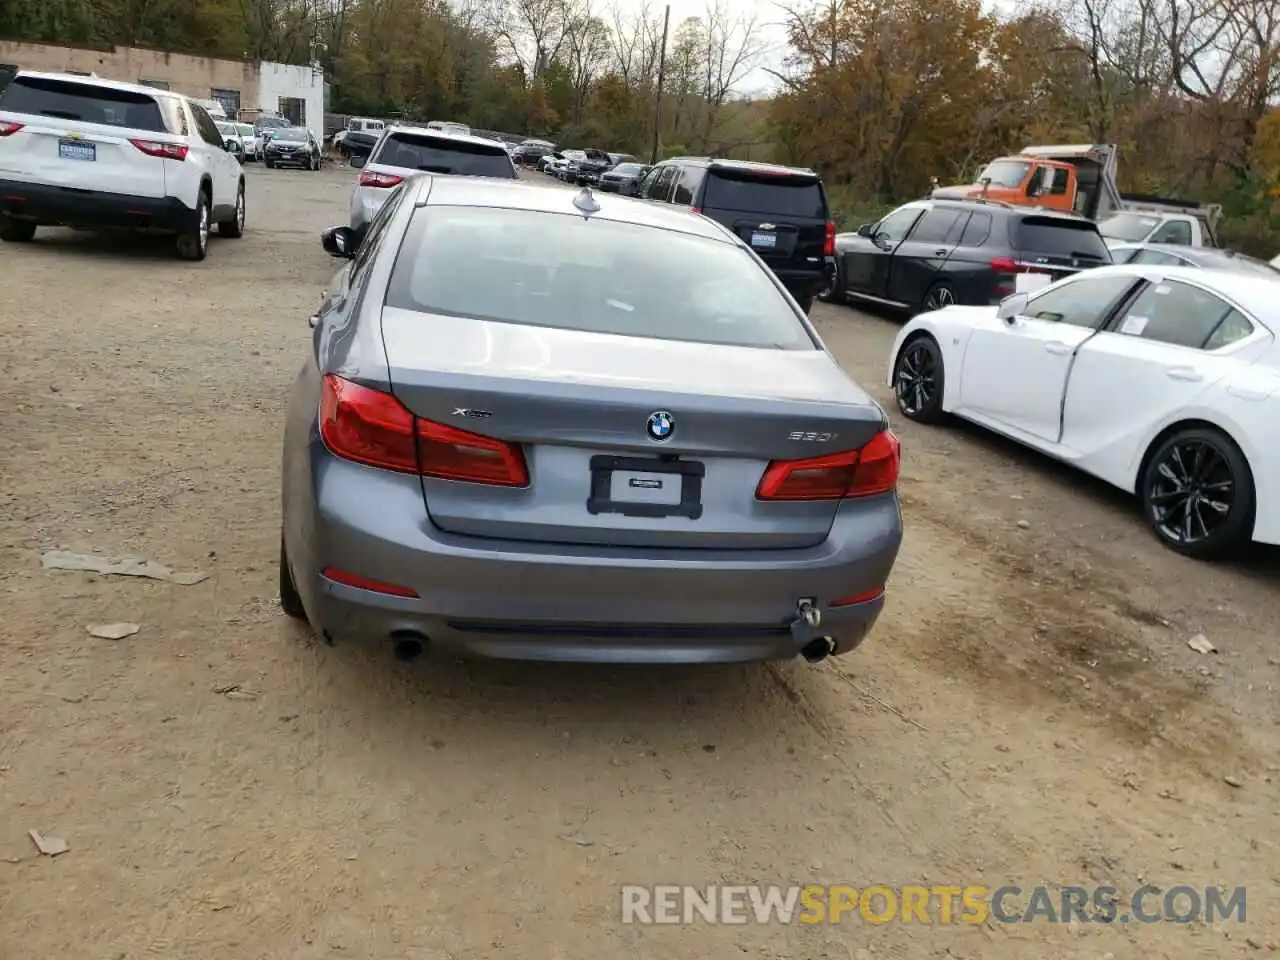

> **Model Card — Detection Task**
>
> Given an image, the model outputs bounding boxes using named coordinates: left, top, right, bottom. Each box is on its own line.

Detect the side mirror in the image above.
left=348, top=154, right=366, bottom=169
left=321, top=225, right=357, bottom=259
left=996, top=292, right=1029, bottom=323
left=856, top=223, right=873, bottom=237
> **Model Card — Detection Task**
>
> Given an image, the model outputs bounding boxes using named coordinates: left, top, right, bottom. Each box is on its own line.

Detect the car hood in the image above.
left=379, top=307, right=878, bottom=408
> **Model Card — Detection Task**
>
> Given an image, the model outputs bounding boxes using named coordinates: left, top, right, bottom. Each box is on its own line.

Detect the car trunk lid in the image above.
left=0, top=75, right=174, bottom=199
left=380, top=307, right=885, bottom=550
left=699, top=166, right=828, bottom=269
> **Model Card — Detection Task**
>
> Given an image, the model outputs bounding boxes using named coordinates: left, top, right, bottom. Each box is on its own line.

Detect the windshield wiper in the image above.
left=1071, top=251, right=1106, bottom=260
left=41, top=110, right=81, bottom=120
left=416, top=164, right=454, bottom=174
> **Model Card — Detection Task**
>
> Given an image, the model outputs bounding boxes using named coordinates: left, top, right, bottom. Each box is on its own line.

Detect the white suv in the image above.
left=0, top=70, right=246, bottom=261
left=348, top=125, right=516, bottom=239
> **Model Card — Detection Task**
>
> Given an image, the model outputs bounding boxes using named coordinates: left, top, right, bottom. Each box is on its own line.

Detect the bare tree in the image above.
left=487, top=0, right=581, bottom=81
left=694, top=0, right=765, bottom=147
left=564, top=13, right=612, bottom=121
left=606, top=0, right=665, bottom=89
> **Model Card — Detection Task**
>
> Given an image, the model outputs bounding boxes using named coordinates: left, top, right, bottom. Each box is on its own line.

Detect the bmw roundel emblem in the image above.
left=646, top=410, right=675, bottom=442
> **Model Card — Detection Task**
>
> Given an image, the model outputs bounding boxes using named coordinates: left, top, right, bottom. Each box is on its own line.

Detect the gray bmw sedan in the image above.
left=281, top=176, right=903, bottom=664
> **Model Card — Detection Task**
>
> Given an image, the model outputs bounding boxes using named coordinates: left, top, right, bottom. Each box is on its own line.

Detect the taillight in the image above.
left=990, top=256, right=1018, bottom=272
left=319, top=375, right=528, bottom=486
left=0, top=122, right=23, bottom=137
left=359, top=170, right=404, bottom=188
left=417, top=418, right=529, bottom=486
left=824, top=220, right=836, bottom=257
left=130, top=139, right=188, bottom=160
left=756, top=430, right=900, bottom=501
left=690, top=206, right=702, bottom=215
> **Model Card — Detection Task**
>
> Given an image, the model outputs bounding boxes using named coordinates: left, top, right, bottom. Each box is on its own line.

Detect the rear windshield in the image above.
left=385, top=206, right=816, bottom=350
left=0, top=76, right=168, bottom=132
left=1012, top=216, right=1111, bottom=261
left=274, top=127, right=309, bottom=141
left=612, top=163, right=646, bottom=175
left=703, top=170, right=826, bottom=219
left=373, top=132, right=515, bottom=177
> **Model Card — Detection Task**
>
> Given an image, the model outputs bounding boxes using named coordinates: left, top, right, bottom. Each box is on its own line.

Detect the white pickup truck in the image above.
left=1098, top=194, right=1221, bottom=249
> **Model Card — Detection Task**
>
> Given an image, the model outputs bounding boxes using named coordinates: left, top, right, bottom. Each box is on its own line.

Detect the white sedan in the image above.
left=887, top=264, right=1280, bottom=558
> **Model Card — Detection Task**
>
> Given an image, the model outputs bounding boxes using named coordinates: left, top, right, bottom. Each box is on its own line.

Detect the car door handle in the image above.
left=1043, top=341, right=1073, bottom=355
left=934, top=248, right=948, bottom=257
left=1166, top=367, right=1203, bottom=382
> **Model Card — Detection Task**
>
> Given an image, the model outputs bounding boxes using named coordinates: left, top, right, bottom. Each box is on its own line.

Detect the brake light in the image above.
left=824, top=220, right=836, bottom=257
left=359, top=170, right=404, bottom=188
left=129, top=139, right=188, bottom=160
left=990, top=256, right=1018, bottom=272
left=690, top=206, right=702, bottom=215
left=756, top=430, right=900, bottom=500
left=0, top=122, right=23, bottom=137
left=319, top=375, right=528, bottom=486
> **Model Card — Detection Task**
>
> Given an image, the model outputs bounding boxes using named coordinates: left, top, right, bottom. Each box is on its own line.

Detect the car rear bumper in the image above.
left=289, top=447, right=902, bottom=664
left=771, top=262, right=835, bottom=299
left=0, top=179, right=192, bottom=231
left=265, top=152, right=312, bottom=166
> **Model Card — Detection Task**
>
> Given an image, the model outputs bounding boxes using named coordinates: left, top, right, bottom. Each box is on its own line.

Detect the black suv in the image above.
left=635, top=157, right=835, bottom=311
left=513, top=139, right=555, bottom=167
left=823, top=199, right=1112, bottom=313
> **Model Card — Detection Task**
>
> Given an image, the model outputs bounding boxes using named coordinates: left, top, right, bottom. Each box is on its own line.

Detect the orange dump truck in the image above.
left=932, top=144, right=1123, bottom=220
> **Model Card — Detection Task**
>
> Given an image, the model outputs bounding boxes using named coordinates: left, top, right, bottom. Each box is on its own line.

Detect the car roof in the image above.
left=12, top=69, right=182, bottom=101
left=385, top=124, right=505, bottom=149
left=663, top=156, right=819, bottom=178
left=412, top=176, right=734, bottom=242
left=1058, top=264, right=1280, bottom=325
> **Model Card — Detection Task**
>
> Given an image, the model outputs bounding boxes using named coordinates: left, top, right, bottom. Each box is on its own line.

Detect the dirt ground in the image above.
left=1, top=165, right=1277, bottom=960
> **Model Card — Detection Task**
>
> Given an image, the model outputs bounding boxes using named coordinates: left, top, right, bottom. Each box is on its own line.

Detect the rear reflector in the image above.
left=321, top=567, right=418, bottom=598
left=830, top=587, right=885, bottom=608
left=319, top=374, right=528, bottom=486
left=0, top=122, right=23, bottom=137
left=756, top=430, right=901, bottom=500
left=359, top=170, right=404, bottom=188
left=130, top=139, right=188, bottom=161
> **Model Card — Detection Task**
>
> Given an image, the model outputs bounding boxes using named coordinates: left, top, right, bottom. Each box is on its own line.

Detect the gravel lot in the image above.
left=1, top=164, right=1277, bottom=959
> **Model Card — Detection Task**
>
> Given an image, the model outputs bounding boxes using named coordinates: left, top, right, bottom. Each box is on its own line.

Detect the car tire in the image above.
left=920, top=281, right=957, bottom=313
left=265, top=159, right=275, bottom=169
left=278, top=535, right=308, bottom=621
left=795, top=293, right=815, bottom=313
left=1139, top=426, right=1255, bottom=559
left=892, top=333, right=947, bottom=424
left=219, top=180, right=246, bottom=238
left=0, top=215, right=36, bottom=243
left=175, top=189, right=210, bottom=262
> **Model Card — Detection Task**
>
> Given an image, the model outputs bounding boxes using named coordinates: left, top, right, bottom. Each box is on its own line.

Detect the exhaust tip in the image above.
left=391, top=631, right=427, bottom=663
left=801, top=637, right=835, bottom=664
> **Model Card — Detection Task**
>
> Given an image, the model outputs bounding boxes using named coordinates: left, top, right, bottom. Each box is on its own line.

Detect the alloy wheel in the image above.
left=236, top=189, right=245, bottom=231
left=1147, top=440, right=1235, bottom=546
left=925, top=286, right=955, bottom=310
left=198, top=201, right=209, bottom=252
left=895, top=342, right=938, bottom=416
